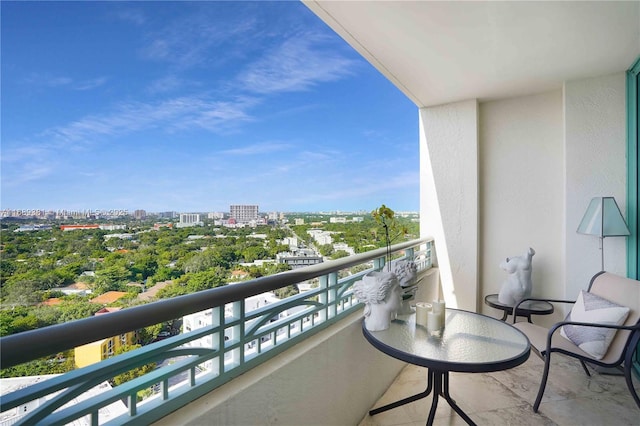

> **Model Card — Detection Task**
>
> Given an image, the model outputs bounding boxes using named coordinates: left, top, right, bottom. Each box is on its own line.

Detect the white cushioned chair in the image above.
left=513, top=271, right=640, bottom=412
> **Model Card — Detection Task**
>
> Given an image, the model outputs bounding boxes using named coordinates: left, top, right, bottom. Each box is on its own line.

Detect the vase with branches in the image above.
left=371, top=204, right=418, bottom=315
left=371, top=204, right=408, bottom=272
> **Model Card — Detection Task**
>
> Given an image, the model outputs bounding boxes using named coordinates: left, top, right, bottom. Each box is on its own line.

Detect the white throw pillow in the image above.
left=560, top=290, right=630, bottom=359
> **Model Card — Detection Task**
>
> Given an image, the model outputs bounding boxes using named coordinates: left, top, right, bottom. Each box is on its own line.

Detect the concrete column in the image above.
left=565, top=72, right=627, bottom=299
left=419, top=100, right=479, bottom=311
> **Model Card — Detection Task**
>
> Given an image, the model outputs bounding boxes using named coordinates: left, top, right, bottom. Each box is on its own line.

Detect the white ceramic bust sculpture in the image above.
left=392, top=259, right=417, bottom=288
left=392, top=259, right=418, bottom=314
left=353, top=271, right=402, bottom=331
left=498, top=247, right=535, bottom=306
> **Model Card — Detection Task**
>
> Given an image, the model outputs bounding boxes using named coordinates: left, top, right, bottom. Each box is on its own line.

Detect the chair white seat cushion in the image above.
left=514, top=321, right=594, bottom=359
left=559, top=291, right=630, bottom=359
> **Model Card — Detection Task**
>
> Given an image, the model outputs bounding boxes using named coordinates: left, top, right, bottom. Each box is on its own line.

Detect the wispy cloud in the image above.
left=42, top=95, right=257, bottom=146
left=25, top=73, right=107, bottom=91
left=75, top=77, right=108, bottom=91
left=238, top=35, right=358, bottom=94
left=290, top=171, right=419, bottom=205
left=114, top=8, right=146, bottom=26
left=298, top=150, right=334, bottom=162
left=221, top=142, right=292, bottom=155
left=146, top=75, right=189, bottom=94
left=248, top=149, right=338, bottom=176
left=174, top=96, right=258, bottom=133
left=141, top=10, right=257, bottom=71
left=1, top=145, right=58, bottom=187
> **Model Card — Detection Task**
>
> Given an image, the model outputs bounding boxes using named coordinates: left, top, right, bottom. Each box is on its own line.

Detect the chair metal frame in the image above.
left=513, top=272, right=640, bottom=413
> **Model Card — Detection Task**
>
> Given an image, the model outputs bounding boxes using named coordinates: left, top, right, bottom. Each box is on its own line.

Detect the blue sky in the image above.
left=1, top=1, right=419, bottom=213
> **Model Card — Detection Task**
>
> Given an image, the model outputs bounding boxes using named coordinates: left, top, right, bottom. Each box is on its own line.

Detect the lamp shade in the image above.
left=577, top=197, right=631, bottom=237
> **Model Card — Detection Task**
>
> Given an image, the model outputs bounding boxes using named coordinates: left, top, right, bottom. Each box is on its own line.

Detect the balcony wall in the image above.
left=154, top=268, right=440, bottom=426
left=420, top=71, right=628, bottom=326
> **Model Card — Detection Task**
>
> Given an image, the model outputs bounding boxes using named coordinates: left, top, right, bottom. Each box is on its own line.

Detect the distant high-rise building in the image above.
left=230, top=205, right=258, bottom=223
left=157, top=211, right=176, bottom=219
left=134, top=209, right=146, bottom=220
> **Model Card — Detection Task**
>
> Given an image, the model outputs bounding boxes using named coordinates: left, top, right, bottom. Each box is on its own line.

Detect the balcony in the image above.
left=2, top=240, right=639, bottom=425
left=2, top=2, right=639, bottom=423
left=1, top=239, right=439, bottom=425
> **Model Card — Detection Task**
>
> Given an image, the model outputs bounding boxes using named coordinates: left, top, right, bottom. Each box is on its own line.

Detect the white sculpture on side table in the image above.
left=353, top=271, right=402, bottom=331
left=498, top=247, right=535, bottom=307
left=392, top=259, right=418, bottom=315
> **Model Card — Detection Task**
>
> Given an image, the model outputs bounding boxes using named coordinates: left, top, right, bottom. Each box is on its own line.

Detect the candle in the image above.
left=415, top=302, right=431, bottom=327
left=427, top=310, right=442, bottom=331
left=432, top=300, right=445, bottom=321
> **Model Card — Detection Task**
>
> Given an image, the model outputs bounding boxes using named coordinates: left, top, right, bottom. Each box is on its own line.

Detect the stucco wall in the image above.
left=420, top=72, right=627, bottom=324
left=419, top=100, right=479, bottom=311
left=153, top=311, right=405, bottom=426
left=479, top=90, right=565, bottom=316
left=565, top=72, right=628, bottom=299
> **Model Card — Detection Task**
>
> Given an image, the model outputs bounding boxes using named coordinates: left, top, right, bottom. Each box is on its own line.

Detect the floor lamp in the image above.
left=577, top=197, right=630, bottom=272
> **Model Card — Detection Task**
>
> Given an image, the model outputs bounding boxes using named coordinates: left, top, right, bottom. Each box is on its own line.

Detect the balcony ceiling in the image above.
left=303, top=1, right=640, bottom=108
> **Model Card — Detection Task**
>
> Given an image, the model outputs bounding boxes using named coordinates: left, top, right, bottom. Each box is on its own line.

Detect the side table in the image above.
left=484, top=294, right=553, bottom=323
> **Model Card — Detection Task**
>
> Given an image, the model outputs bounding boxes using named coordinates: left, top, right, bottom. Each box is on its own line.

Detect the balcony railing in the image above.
left=0, top=238, right=433, bottom=425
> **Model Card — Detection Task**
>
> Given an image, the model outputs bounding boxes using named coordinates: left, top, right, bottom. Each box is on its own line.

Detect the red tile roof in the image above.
left=90, top=291, right=128, bottom=304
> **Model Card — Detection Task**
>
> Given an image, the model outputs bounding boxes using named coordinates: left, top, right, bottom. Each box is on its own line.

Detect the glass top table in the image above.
left=484, top=294, right=554, bottom=323
left=363, top=309, right=530, bottom=425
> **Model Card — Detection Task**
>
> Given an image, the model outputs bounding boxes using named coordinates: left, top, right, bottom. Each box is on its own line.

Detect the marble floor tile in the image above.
left=359, top=356, right=639, bottom=426
left=471, top=404, right=556, bottom=426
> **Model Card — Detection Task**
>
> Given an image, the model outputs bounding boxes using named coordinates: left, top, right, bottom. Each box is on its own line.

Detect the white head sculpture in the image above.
left=498, top=247, right=535, bottom=307
left=353, top=271, right=402, bottom=331
left=392, top=259, right=417, bottom=288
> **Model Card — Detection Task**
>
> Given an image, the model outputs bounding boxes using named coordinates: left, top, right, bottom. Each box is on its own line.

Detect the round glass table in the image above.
left=484, top=294, right=554, bottom=323
left=363, top=309, right=530, bottom=425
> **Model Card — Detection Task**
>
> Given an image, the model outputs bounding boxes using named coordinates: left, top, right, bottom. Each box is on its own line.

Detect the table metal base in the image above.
left=497, top=310, right=533, bottom=323
left=369, top=369, right=477, bottom=426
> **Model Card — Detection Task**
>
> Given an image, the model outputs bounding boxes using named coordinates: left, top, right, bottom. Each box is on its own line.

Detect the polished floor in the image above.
left=360, top=353, right=639, bottom=426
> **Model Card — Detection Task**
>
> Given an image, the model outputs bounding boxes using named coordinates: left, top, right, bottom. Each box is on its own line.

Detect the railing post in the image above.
left=318, top=274, right=328, bottom=322
left=425, top=240, right=434, bottom=268
left=229, top=301, right=243, bottom=369
left=215, top=305, right=224, bottom=377
left=405, top=247, right=415, bottom=262
left=327, top=271, right=338, bottom=320
left=128, top=394, right=137, bottom=416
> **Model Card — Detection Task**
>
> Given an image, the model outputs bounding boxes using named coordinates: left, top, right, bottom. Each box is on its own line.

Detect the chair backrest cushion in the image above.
left=585, top=272, right=640, bottom=362
left=560, top=290, right=629, bottom=359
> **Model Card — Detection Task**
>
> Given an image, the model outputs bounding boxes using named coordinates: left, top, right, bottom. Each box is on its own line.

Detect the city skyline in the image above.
left=1, top=2, right=419, bottom=213
left=0, top=205, right=417, bottom=219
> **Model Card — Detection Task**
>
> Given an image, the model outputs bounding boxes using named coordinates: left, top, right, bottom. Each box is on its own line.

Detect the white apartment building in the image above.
left=182, top=292, right=282, bottom=372
left=279, top=237, right=298, bottom=250
left=177, top=213, right=203, bottom=228
left=329, top=217, right=346, bottom=224
left=99, top=224, right=127, bottom=231
left=0, top=376, right=128, bottom=425
left=307, top=229, right=333, bottom=245
left=230, top=205, right=259, bottom=223
left=332, top=243, right=355, bottom=256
